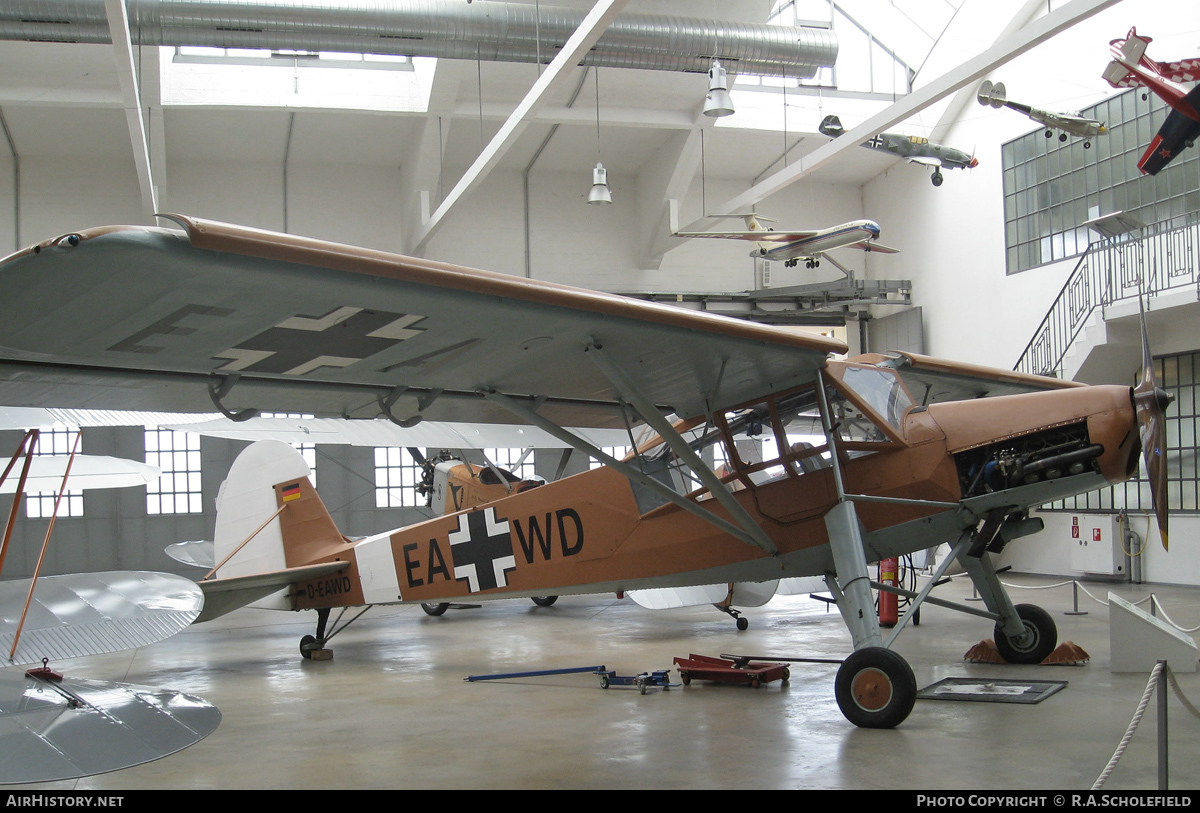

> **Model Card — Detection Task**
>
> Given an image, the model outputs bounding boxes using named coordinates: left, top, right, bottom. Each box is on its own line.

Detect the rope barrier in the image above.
left=1091, top=661, right=1164, bottom=790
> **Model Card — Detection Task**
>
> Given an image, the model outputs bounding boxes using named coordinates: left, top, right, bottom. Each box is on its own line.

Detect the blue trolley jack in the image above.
left=596, top=669, right=678, bottom=694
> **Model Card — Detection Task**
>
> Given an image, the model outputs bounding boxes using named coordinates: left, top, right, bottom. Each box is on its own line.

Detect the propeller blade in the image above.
left=1133, top=294, right=1173, bottom=549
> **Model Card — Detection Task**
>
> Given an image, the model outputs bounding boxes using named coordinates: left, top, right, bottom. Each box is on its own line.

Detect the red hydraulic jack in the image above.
left=878, top=557, right=898, bottom=627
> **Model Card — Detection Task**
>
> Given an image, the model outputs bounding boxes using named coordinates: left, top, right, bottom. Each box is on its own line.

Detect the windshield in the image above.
left=839, top=366, right=913, bottom=430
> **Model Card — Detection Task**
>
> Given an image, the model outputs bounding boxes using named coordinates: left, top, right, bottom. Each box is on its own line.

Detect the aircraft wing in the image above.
left=855, top=351, right=1084, bottom=405
left=0, top=216, right=844, bottom=430
left=0, top=571, right=203, bottom=665
left=905, top=155, right=942, bottom=167
left=675, top=230, right=818, bottom=243
left=165, top=415, right=634, bottom=450
left=844, top=240, right=899, bottom=255
left=1137, top=103, right=1200, bottom=176
left=0, top=454, right=160, bottom=494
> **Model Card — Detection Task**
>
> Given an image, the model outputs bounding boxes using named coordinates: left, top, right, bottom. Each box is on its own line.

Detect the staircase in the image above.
left=1015, top=216, right=1200, bottom=382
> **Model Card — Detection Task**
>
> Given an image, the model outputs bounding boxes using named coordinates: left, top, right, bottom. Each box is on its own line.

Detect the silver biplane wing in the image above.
left=0, top=216, right=844, bottom=428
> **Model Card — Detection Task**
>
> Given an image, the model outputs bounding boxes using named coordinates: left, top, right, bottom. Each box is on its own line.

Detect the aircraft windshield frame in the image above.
left=825, top=363, right=915, bottom=442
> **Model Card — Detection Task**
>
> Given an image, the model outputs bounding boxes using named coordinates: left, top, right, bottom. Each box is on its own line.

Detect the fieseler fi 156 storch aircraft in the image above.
left=672, top=210, right=898, bottom=269
left=0, top=215, right=1172, bottom=729
left=1102, top=27, right=1200, bottom=176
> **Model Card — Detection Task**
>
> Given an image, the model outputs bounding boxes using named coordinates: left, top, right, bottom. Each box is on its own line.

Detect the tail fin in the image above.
left=818, top=114, right=844, bottom=138
left=1104, top=27, right=1154, bottom=87
left=213, top=440, right=342, bottom=578
left=977, top=80, right=1006, bottom=108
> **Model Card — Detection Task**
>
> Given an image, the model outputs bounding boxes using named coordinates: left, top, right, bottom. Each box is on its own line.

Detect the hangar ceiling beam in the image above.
left=408, top=0, right=629, bottom=255
left=680, top=0, right=1122, bottom=234
left=103, top=0, right=157, bottom=222
left=929, top=0, right=1048, bottom=144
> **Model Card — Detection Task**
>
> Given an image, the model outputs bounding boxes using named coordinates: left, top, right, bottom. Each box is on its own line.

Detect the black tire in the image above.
left=421, top=602, right=450, bottom=617
left=680, top=672, right=691, bottom=685
left=599, top=673, right=610, bottom=690
left=932, top=172, right=944, bottom=187
left=993, top=603, right=1057, bottom=664
left=736, top=616, right=749, bottom=631
left=834, top=647, right=917, bottom=729
left=531, top=596, right=558, bottom=607
left=299, top=634, right=318, bottom=660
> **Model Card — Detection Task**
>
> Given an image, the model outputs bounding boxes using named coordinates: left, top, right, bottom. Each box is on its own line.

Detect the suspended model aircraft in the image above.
left=0, top=216, right=1171, bottom=729
left=673, top=213, right=898, bottom=269
left=1103, top=27, right=1200, bottom=175
left=819, top=114, right=978, bottom=187
left=976, top=81, right=1107, bottom=147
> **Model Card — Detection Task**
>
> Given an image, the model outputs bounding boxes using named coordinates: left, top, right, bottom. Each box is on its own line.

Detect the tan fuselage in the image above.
left=281, top=372, right=1139, bottom=612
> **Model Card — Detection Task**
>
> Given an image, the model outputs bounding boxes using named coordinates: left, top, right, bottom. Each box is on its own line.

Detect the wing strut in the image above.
left=480, top=390, right=776, bottom=554
left=583, top=342, right=778, bottom=556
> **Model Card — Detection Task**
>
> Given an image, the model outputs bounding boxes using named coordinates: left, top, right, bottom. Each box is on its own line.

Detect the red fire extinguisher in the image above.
left=878, top=557, right=898, bottom=627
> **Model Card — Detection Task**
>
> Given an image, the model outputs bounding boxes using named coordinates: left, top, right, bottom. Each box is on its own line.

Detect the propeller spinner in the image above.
left=1134, top=294, right=1173, bottom=549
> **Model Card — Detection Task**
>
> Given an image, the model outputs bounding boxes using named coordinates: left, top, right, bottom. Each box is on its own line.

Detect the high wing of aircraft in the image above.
left=673, top=213, right=898, bottom=269
left=977, top=81, right=1107, bottom=147
left=0, top=215, right=1170, bottom=730
left=1103, top=27, right=1200, bottom=175
left=819, top=114, right=978, bottom=187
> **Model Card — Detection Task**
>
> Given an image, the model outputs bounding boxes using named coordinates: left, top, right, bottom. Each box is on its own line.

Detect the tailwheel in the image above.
left=531, top=596, right=558, bottom=607
left=421, top=602, right=450, bottom=616
left=299, top=634, right=323, bottom=660
left=834, top=647, right=916, bottom=729
left=993, top=603, right=1057, bottom=664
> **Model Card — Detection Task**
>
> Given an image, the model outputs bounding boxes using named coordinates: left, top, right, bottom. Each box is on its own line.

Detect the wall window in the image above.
left=1047, top=350, right=1198, bottom=514
left=374, top=447, right=425, bottom=508
left=26, top=426, right=82, bottom=519
left=146, top=428, right=202, bottom=514
left=484, top=448, right=535, bottom=480
left=1002, top=88, right=1200, bottom=274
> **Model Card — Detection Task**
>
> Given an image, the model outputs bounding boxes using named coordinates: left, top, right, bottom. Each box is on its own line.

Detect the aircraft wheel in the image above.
left=1059, top=133, right=1068, bottom=142
left=1045, top=130, right=1053, bottom=139
left=931, top=172, right=944, bottom=187
left=299, top=634, right=320, bottom=660
left=1084, top=141, right=1092, bottom=149
left=834, top=647, right=916, bottom=729
left=736, top=616, right=749, bottom=631
left=421, top=602, right=450, bottom=617
left=994, top=603, right=1057, bottom=664
left=531, top=596, right=558, bottom=607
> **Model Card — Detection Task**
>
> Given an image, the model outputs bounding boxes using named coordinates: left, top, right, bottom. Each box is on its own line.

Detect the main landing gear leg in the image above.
left=956, top=535, right=1057, bottom=664
left=824, top=500, right=917, bottom=729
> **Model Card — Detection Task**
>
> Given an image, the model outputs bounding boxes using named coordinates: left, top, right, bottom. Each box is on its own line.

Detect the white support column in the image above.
left=104, top=0, right=157, bottom=221
left=409, top=0, right=629, bottom=254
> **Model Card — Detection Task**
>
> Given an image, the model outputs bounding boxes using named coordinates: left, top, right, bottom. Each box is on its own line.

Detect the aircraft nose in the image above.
left=968, top=156, right=979, bottom=168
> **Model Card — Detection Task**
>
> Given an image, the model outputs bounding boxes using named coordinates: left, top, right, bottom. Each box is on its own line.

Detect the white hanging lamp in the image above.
left=703, top=58, right=734, bottom=118
left=587, top=68, right=612, bottom=205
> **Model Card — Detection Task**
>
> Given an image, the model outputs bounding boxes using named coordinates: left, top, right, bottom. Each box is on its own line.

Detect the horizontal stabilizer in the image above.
left=977, top=80, right=1006, bottom=108
left=196, top=560, right=349, bottom=622
left=776, top=576, right=828, bottom=595
left=0, top=571, right=203, bottom=665
left=165, top=539, right=215, bottom=569
left=626, top=584, right=729, bottom=609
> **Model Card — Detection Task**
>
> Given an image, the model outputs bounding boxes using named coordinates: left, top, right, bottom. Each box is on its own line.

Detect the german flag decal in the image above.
left=281, top=482, right=302, bottom=502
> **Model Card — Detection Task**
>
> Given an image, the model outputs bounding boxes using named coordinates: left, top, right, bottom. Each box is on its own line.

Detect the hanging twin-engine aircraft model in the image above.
left=976, top=81, right=1107, bottom=147
left=0, top=216, right=1171, bottom=729
left=673, top=213, right=898, bottom=269
left=1103, top=27, right=1200, bottom=175
left=819, top=114, right=978, bottom=187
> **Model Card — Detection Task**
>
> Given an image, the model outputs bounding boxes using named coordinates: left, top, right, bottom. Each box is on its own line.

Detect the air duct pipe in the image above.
left=0, top=0, right=837, bottom=77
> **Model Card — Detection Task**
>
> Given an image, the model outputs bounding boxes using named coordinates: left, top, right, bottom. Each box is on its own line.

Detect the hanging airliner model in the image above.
left=976, top=81, right=1107, bottom=147
left=673, top=213, right=898, bottom=269
left=0, top=216, right=1172, bottom=729
left=1103, top=27, right=1200, bottom=175
left=819, top=114, right=978, bottom=187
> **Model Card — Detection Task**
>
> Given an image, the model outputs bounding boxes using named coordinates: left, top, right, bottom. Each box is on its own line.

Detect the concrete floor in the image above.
left=8, top=573, right=1200, bottom=790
